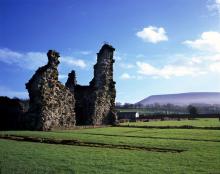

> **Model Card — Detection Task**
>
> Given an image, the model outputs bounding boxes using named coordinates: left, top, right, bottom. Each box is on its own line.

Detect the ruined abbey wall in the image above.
left=66, top=44, right=117, bottom=125
left=26, top=50, right=75, bottom=130
left=89, top=44, right=116, bottom=125
left=24, top=44, right=116, bottom=130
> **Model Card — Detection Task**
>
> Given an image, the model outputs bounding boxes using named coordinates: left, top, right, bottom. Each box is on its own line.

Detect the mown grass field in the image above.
left=0, top=119, right=220, bottom=174
left=120, top=118, right=220, bottom=127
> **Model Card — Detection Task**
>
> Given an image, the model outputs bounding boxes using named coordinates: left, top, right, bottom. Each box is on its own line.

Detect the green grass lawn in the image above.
left=0, top=119, right=220, bottom=173
left=120, top=118, right=220, bottom=127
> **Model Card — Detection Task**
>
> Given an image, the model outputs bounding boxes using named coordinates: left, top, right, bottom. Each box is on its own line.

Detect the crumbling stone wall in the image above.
left=89, top=44, right=116, bottom=125
left=26, top=50, right=75, bottom=130
left=1, top=44, right=116, bottom=130
left=66, top=44, right=117, bottom=125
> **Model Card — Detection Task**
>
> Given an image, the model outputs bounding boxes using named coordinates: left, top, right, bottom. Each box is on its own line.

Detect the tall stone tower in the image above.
left=66, top=44, right=117, bottom=125
left=26, top=50, right=76, bottom=130
left=89, top=44, right=116, bottom=125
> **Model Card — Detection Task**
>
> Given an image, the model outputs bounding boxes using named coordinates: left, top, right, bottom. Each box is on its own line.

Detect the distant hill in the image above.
left=136, top=92, right=220, bottom=106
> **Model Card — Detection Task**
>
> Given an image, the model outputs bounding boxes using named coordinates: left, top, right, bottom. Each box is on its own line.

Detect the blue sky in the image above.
left=0, top=0, right=220, bottom=103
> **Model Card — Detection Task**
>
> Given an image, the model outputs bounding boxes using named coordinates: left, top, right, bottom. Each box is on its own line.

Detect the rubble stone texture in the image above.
left=25, top=44, right=116, bottom=130
left=26, top=50, right=75, bottom=130
left=66, top=44, right=117, bottom=125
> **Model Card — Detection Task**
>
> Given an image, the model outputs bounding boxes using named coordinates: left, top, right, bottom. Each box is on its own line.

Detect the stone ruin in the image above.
left=26, top=50, right=76, bottom=130
left=26, top=44, right=116, bottom=130
left=66, top=44, right=117, bottom=125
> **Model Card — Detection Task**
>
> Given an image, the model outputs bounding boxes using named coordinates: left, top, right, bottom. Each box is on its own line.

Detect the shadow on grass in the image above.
left=0, top=134, right=186, bottom=153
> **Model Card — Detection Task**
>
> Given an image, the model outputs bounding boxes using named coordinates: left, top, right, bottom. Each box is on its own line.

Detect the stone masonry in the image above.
left=25, top=44, right=116, bottom=130
left=26, top=50, right=75, bottom=130
left=66, top=44, right=117, bottom=125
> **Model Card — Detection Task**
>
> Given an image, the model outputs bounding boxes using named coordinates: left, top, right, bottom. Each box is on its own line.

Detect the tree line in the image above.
left=116, top=102, right=220, bottom=115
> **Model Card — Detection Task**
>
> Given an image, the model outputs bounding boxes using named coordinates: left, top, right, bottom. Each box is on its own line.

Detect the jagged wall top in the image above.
left=65, top=70, right=77, bottom=90
left=25, top=49, right=76, bottom=130
left=97, top=44, right=115, bottom=55
left=47, top=50, right=60, bottom=67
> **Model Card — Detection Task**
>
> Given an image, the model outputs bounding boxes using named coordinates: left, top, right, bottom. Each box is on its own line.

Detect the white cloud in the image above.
left=0, top=86, right=28, bottom=99
left=0, top=48, right=87, bottom=70
left=79, top=51, right=92, bottom=55
left=124, top=35, right=220, bottom=79
left=0, top=48, right=47, bottom=70
left=118, top=51, right=220, bottom=80
left=207, top=54, right=220, bottom=61
left=61, top=56, right=87, bottom=68
left=188, top=57, right=203, bottom=65
left=119, top=63, right=134, bottom=69
left=209, top=62, right=220, bottom=73
left=136, top=26, right=168, bottom=43
left=183, top=31, right=220, bottom=53
left=207, top=0, right=220, bottom=16
left=136, top=62, right=158, bottom=75
left=114, top=52, right=127, bottom=61
left=120, top=73, right=135, bottom=80
left=136, top=61, right=205, bottom=79
left=115, top=55, right=122, bottom=61
left=181, top=27, right=220, bottom=75
left=176, top=54, right=220, bottom=74
left=119, top=73, right=143, bottom=80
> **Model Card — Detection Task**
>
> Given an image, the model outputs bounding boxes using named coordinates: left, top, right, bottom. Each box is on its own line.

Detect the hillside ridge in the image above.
left=136, top=92, right=220, bottom=106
